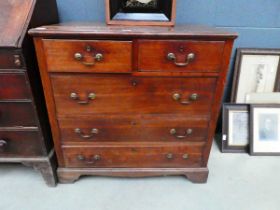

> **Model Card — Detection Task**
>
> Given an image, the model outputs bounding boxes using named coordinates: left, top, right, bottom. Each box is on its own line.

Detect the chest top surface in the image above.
left=29, top=22, right=238, bottom=40
left=0, top=0, right=35, bottom=48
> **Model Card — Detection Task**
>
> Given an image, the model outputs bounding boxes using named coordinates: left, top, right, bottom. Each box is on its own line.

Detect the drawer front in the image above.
left=62, top=144, right=204, bottom=168
left=0, top=130, right=42, bottom=157
left=0, top=102, right=37, bottom=127
left=0, top=72, right=31, bottom=100
left=59, top=115, right=209, bottom=143
left=51, top=74, right=216, bottom=116
left=0, top=50, right=25, bottom=69
left=43, top=40, right=132, bottom=73
left=138, top=40, right=225, bottom=72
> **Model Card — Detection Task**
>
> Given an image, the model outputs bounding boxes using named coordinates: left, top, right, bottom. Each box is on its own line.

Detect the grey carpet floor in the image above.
left=0, top=143, right=279, bottom=210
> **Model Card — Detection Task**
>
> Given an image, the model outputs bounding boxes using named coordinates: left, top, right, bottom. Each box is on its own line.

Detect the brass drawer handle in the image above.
left=0, top=140, right=7, bottom=148
left=170, top=128, right=193, bottom=139
left=182, top=154, right=189, bottom=160
left=76, top=154, right=101, bottom=164
left=74, top=52, right=103, bottom=66
left=14, top=55, right=22, bottom=67
left=70, top=92, right=96, bottom=105
left=74, top=128, right=99, bottom=139
left=167, top=52, right=195, bottom=67
left=166, top=153, right=174, bottom=160
left=172, top=93, right=198, bottom=105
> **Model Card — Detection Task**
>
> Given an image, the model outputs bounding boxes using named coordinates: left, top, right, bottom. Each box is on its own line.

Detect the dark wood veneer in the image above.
left=0, top=72, right=31, bottom=100
left=0, top=130, right=42, bottom=156
left=0, top=0, right=58, bottom=186
left=0, top=102, right=37, bottom=127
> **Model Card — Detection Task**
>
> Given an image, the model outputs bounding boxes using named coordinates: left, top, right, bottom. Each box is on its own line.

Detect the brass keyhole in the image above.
left=179, top=46, right=185, bottom=52
left=85, top=45, right=92, bottom=52
left=166, top=153, right=174, bottom=160
left=132, top=80, right=138, bottom=87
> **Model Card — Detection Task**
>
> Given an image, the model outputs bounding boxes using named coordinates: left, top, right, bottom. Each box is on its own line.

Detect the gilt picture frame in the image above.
left=231, top=48, right=280, bottom=103
left=250, top=104, right=280, bottom=156
left=222, top=104, right=250, bottom=153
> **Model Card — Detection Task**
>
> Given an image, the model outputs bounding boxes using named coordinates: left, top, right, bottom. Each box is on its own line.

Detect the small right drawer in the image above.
left=138, top=40, right=225, bottom=72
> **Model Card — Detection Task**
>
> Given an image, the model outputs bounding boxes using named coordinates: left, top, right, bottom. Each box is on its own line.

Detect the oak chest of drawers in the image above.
left=0, top=0, right=58, bottom=186
left=30, top=23, right=237, bottom=183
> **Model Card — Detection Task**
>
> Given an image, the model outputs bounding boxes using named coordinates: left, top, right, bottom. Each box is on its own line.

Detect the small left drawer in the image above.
left=0, top=102, right=37, bottom=127
left=0, top=72, right=31, bottom=100
left=42, top=39, right=133, bottom=73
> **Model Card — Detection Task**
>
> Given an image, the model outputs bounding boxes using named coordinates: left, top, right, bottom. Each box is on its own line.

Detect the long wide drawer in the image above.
left=51, top=74, right=216, bottom=116
left=0, top=130, right=43, bottom=157
left=138, top=40, right=225, bottom=72
left=59, top=115, right=209, bottom=143
left=62, top=143, right=204, bottom=168
left=43, top=40, right=132, bottom=73
left=0, top=72, right=31, bottom=100
left=0, top=102, right=37, bottom=127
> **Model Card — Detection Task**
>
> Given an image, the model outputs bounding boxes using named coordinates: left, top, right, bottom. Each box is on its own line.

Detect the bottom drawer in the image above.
left=62, top=144, right=204, bottom=168
left=0, top=130, right=43, bottom=157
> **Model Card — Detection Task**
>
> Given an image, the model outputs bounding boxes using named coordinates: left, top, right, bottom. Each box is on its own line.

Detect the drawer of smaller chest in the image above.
left=0, top=102, right=37, bottom=127
left=0, top=130, right=42, bottom=157
left=51, top=74, right=216, bottom=116
left=59, top=115, right=209, bottom=143
left=0, top=51, right=25, bottom=69
left=62, top=144, right=204, bottom=168
left=138, top=40, right=225, bottom=72
left=0, top=72, right=31, bottom=100
left=42, top=39, right=132, bottom=73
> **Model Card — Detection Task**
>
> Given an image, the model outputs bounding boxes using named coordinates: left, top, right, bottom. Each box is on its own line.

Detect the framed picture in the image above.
left=105, top=0, right=176, bottom=26
left=124, top=0, right=159, bottom=10
left=250, top=105, right=280, bottom=156
left=222, top=104, right=250, bottom=153
left=245, top=93, right=280, bottom=104
left=231, top=48, right=280, bottom=103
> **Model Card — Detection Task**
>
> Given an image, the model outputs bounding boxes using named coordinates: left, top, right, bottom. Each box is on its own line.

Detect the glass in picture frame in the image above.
left=250, top=105, right=280, bottom=156
left=222, top=104, right=250, bottom=153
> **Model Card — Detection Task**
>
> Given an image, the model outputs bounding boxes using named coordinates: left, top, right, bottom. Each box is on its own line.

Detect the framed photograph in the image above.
left=250, top=105, right=280, bottom=156
left=231, top=48, right=280, bottom=103
left=222, top=104, right=250, bottom=153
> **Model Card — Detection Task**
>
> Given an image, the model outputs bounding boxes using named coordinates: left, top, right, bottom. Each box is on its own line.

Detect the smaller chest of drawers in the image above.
left=0, top=0, right=58, bottom=186
left=30, top=23, right=237, bottom=183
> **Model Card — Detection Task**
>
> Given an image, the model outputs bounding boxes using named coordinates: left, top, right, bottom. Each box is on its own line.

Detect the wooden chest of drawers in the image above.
left=0, top=0, right=58, bottom=186
left=30, top=23, right=237, bottom=183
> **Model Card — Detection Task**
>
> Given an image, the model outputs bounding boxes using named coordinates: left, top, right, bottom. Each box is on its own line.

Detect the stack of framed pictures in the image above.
left=222, top=48, right=280, bottom=156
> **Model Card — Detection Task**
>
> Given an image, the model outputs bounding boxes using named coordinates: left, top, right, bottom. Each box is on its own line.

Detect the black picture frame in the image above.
left=222, top=103, right=250, bottom=153
left=250, top=104, right=280, bottom=156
